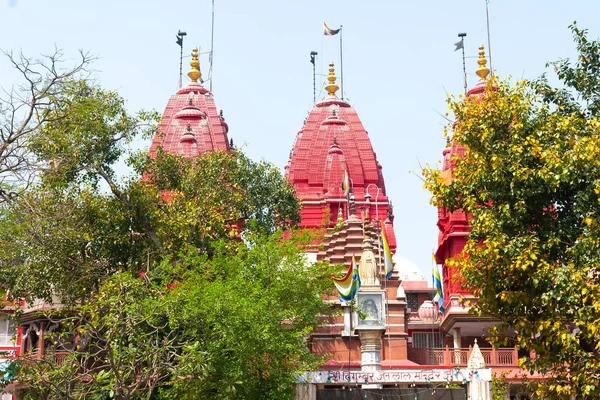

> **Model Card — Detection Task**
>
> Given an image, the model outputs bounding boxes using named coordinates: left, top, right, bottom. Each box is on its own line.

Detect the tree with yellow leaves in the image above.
left=424, top=24, right=600, bottom=398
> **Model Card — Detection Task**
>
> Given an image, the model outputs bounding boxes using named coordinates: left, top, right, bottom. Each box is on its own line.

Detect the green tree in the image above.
left=157, top=233, right=331, bottom=400
left=17, top=273, right=182, bottom=400
left=0, top=51, right=329, bottom=399
left=16, top=233, right=330, bottom=400
left=424, top=25, right=600, bottom=398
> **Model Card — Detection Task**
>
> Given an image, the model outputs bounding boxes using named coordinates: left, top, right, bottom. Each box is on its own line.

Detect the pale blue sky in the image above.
left=1, top=0, right=599, bottom=280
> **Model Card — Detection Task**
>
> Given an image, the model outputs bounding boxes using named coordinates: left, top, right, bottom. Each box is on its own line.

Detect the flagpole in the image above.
left=485, top=0, right=493, bottom=76
left=176, top=31, right=187, bottom=89
left=346, top=176, right=353, bottom=219
left=456, top=33, right=467, bottom=94
left=339, top=25, right=344, bottom=100
left=347, top=301, right=352, bottom=370
left=381, top=224, right=392, bottom=367
left=461, top=40, right=467, bottom=94
left=310, top=51, right=317, bottom=103
left=179, top=42, right=183, bottom=89
left=384, top=273, right=392, bottom=367
left=210, top=0, right=215, bottom=92
left=431, top=250, right=436, bottom=289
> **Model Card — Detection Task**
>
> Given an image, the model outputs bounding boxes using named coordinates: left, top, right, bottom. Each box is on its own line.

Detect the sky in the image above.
left=1, top=0, right=599, bottom=280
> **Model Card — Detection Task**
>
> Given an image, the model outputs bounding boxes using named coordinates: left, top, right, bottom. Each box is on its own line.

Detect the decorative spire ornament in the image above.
left=188, top=47, right=202, bottom=83
left=325, top=61, right=339, bottom=96
left=475, top=44, right=490, bottom=81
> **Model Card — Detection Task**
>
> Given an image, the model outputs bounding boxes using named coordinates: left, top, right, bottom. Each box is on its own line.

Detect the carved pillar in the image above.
left=358, top=330, right=381, bottom=372
left=37, top=323, right=44, bottom=358
left=355, top=290, right=386, bottom=389
left=453, top=327, right=461, bottom=348
left=452, top=327, right=462, bottom=364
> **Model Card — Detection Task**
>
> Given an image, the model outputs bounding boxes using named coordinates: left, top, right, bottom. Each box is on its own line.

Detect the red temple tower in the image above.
left=435, top=45, right=501, bottom=351
left=285, top=62, right=396, bottom=252
left=286, top=62, right=412, bottom=374
left=148, top=46, right=230, bottom=158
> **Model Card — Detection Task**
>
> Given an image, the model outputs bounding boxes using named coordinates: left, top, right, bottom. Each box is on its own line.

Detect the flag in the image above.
left=454, top=40, right=464, bottom=51
left=324, top=22, right=341, bottom=36
left=331, top=256, right=360, bottom=302
left=176, top=35, right=183, bottom=47
left=380, top=220, right=393, bottom=279
left=432, top=264, right=445, bottom=313
left=341, top=170, right=350, bottom=197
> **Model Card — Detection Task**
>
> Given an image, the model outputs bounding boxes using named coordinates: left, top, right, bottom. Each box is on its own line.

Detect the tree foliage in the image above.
left=17, top=233, right=330, bottom=400
left=424, top=24, right=600, bottom=398
left=0, top=50, right=329, bottom=399
left=0, top=49, right=92, bottom=200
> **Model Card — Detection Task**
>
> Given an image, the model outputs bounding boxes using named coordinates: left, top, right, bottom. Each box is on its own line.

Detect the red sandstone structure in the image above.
left=285, top=62, right=396, bottom=250
left=294, top=48, right=525, bottom=400
left=148, top=46, right=230, bottom=157
left=435, top=45, right=498, bottom=354
left=6, top=45, right=529, bottom=399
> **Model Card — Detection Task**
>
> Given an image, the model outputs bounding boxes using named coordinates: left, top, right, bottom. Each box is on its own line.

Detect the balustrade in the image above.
left=407, top=346, right=518, bottom=367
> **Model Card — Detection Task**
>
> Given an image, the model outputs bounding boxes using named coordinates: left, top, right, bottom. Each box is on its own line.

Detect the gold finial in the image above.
left=476, top=44, right=490, bottom=81
left=325, top=62, right=339, bottom=96
left=188, top=47, right=202, bottom=83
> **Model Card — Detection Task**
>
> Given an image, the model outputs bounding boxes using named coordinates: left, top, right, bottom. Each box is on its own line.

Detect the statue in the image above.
left=358, top=237, right=379, bottom=286
left=361, top=299, right=379, bottom=325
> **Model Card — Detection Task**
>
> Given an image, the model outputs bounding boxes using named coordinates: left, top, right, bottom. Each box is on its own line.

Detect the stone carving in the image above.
left=358, top=237, right=379, bottom=286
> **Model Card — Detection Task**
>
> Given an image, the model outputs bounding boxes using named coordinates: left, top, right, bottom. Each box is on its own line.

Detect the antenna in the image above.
left=310, top=51, right=318, bottom=103
left=176, top=30, right=187, bottom=89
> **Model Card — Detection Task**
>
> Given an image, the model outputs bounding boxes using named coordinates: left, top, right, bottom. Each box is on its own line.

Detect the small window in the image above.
left=0, top=315, right=15, bottom=346
left=406, top=293, right=418, bottom=310
left=412, top=332, right=442, bottom=348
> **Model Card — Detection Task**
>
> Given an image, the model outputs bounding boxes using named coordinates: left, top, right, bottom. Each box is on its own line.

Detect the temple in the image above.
left=285, top=62, right=395, bottom=250
left=148, top=46, right=230, bottom=158
left=294, top=48, right=525, bottom=400
left=435, top=45, right=497, bottom=338
left=1, top=44, right=531, bottom=399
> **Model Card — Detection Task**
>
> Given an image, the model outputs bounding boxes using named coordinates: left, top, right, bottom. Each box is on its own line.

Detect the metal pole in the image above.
left=461, top=38, right=467, bottom=94
left=346, top=177, right=353, bottom=218
left=339, top=26, right=344, bottom=100
left=179, top=42, right=184, bottom=89
left=348, top=301, right=353, bottom=369
left=311, top=51, right=317, bottom=103
left=486, top=0, right=493, bottom=75
left=457, top=33, right=467, bottom=94
left=176, top=31, right=186, bottom=89
left=313, top=61, right=316, bottom=103
left=210, top=0, right=215, bottom=92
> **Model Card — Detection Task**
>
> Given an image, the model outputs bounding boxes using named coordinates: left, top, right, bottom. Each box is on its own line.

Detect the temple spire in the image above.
left=325, top=62, right=339, bottom=96
left=188, top=47, right=202, bottom=83
left=475, top=44, right=490, bottom=81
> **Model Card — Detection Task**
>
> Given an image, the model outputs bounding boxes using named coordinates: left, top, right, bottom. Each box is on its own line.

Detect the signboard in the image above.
left=298, top=368, right=492, bottom=384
